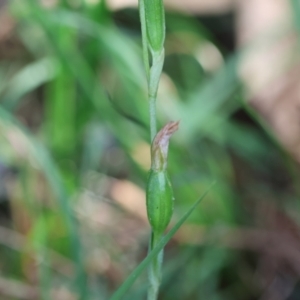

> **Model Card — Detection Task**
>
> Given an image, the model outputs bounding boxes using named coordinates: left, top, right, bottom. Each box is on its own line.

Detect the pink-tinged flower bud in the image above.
left=151, top=121, right=179, bottom=172
left=146, top=121, right=179, bottom=234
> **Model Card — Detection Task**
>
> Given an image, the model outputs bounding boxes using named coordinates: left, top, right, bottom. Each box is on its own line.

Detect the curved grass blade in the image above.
left=1, top=57, right=58, bottom=111
left=110, top=181, right=215, bottom=300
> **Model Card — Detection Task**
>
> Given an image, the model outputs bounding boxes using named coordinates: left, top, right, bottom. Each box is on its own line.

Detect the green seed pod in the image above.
left=144, top=0, right=165, bottom=53
left=146, top=121, right=179, bottom=234
left=147, top=170, right=173, bottom=234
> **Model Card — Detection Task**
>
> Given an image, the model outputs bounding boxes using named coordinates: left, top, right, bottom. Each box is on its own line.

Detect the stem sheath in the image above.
left=147, top=232, right=163, bottom=300
left=148, top=50, right=164, bottom=141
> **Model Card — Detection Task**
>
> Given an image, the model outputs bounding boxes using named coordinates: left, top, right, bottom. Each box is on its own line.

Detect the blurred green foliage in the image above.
left=0, top=0, right=299, bottom=299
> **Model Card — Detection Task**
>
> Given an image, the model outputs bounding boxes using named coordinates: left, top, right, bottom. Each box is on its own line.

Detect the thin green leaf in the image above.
left=1, top=57, right=58, bottom=111
left=110, top=181, right=215, bottom=300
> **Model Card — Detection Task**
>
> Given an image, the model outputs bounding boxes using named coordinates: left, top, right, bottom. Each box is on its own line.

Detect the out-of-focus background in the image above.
left=1, top=0, right=300, bottom=299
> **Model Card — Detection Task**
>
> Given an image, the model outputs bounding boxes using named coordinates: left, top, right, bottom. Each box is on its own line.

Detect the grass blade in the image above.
left=110, top=181, right=215, bottom=300
left=1, top=57, right=57, bottom=111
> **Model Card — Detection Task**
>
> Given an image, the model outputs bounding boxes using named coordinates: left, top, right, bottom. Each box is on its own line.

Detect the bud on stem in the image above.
left=144, top=0, right=165, bottom=53
left=151, top=121, right=179, bottom=171
left=146, top=121, right=179, bottom=234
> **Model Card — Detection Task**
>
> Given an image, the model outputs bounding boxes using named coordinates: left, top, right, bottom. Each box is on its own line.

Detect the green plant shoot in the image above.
left=147, top=121, right=179, bottom=234
left=138, top=0, right=179, bottom=299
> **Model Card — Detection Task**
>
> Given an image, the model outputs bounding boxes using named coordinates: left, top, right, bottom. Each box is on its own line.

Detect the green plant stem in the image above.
left=138, top=1, right=166, bottom=298
left=148, top=49, right=164, bottom=141
left=147, top=49, right=165, bottom=299
left=149, top=95, right=157, bottom=141
left=147, top=232, right=163, bottom=300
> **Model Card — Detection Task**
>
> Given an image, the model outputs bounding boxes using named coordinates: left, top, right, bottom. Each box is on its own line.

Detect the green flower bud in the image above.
left=144, top=0, right=165, bottom=53
left=147, top=169, right=173, bottom=234
left=146, top=121, right=179, bottom=234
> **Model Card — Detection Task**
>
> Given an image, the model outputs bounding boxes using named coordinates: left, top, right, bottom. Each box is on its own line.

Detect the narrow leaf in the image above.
left=110, top=181, right=215, bottom=300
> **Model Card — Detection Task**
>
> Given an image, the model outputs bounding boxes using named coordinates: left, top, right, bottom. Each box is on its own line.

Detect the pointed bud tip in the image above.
left=153, top=120, right=180, bottom=147
left=151, top=121, right=180, bottom=171
left=163, top=120, right=180, bottom=135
